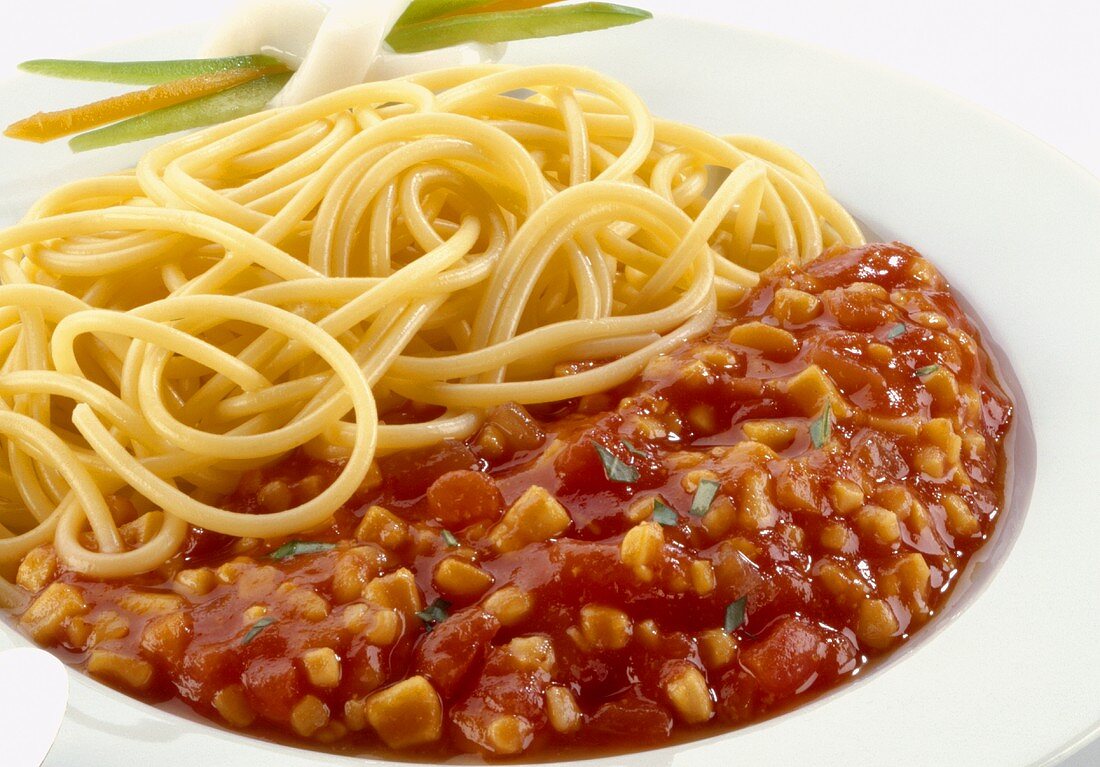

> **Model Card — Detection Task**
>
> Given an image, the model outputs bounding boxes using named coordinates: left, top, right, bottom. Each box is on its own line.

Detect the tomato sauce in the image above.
left=12, top=243, right=1013, bottom=758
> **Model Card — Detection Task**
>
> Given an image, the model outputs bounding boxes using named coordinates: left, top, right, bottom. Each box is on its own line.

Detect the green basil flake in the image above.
left=651, top=499, right=678, bottom=526
left=886, top=323, right=906, bottom=340
left=592, top=440, right=640, bottom=484
left=690, top=479, right=720, bottom=517
left=915, top=364, right=940, bottom=377
left=416, top=598, right=451, bottom=633
left=269, top=540, right=337, bottom=561
left=724, top=596, right=748, bottom=634
left=441, top=529, right=460, bottom=548
left=240, top=616, right=276, bottom=645
left=809, top=401, right=832, bottom=450
left=622, top=440, right=648, bottom=458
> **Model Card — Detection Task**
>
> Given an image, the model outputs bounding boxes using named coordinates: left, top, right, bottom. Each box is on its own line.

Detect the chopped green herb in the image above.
left=592, top=440, right=640, bottom=484
left=268, top=540, right=337, bottom=561
left=441, top=529, right=460, bottom=548
left=69, top=72, right=291, bottom=152
left=886, top=323, right=906, bottom=340
left=622, top=440, right=648, bottom=458
left=18, top=55, right=286, bottom=85
left=690, top=479, right=720, bottom=517
left=809, top=401, right=832, bottom=449
left=240, top=616, right=276, bottom=645
left=416, top=598, right=451, bottom=633
left=724, top=596, right=747, bottom=634
left=387, top=3, right=652, bottom=54
left=651, top=500, right=678, bottom=526
left=915, top=364, right=940, bottom=377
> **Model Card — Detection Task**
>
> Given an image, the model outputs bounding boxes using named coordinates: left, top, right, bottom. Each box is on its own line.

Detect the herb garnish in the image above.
left=441, top=529, right=460, bottom=548
left=268, top=540, right=337, bottom=561
left=416, top=598, right=451, bottom=633
left=809, top=401, right=833, bottom=449
left=724, top=596, right=748, bottom=634
left=915, top=364, right=940, bottom=377
left=592, top=440, right=640, bottom=484
left=651, top=500, right=678, bottom=526
left=622, top=440, right=648, bottom=458
left=690, top=479, right=720, bottom=517
left=886, top=323, right=906, bottom=340
left=241, top=616, right=276, bottom=645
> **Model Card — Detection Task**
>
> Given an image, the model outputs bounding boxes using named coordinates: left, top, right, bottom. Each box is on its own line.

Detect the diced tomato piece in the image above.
left=414, top=608, right=500, bottom=699
left=587, top=692, right=673, bottom=744
left=739, top=616, right=830, bottom=697
left=379, top=440, right=479, bottom=499
left=426, top=470, right=505, bottom=529
left=241, top=655, right=300, bottom=723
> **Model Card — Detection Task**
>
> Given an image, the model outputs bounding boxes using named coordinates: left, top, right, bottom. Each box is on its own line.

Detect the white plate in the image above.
left=0, top=16, right=1097, bottom=767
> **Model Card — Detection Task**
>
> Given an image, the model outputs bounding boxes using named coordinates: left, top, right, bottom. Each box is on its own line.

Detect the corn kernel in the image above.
left=545, top=685, right=581, bottom=734
left=689, top=560, right=716, bottom=596
left=87, top=649, right=155, bottom=692
left=503, top=635, right=556, bottom=673
left=828, top=480, right=864, bottom=515
left=943, top=493, right=980, bottom=537
left=741, top=420, right=797, bottom=451
left=20, top=582, right=88, bottom=643
left=772, top=288, right=822, bottom=325
left=855, top=505, right=901, bottom=545
left=365, top=676, right=443, bottom=749
left=698, top=629, right=737, bottom=670
left=578, top=604, right=632, bottom=651
left=433, top=557, right=494, bottom=600
left=487, top=486, right=571, bottom=553
left=857, top=598, right=899, bottom=649
left=784, top=365, right=851, bottom=419
left=213, top=685, right=256, bottom=728
left=355, top=506, right=409, bottom=551
left=290, top=695, right=330, bottom=738
left=619, top=521, right=664, bottom=582
left=486, top=714, right=530, bottom=755
left=174, top=567, right=217, bottom=598
left=363, top=568, right=422, bottom=617
left=483, top=586, right=534, bottom=627
left=301, top=647, right=342, bottom=689
left=15, top=546, right=57, bottom=592
left=664, top=665, right=714, bottom=724
left=728, top=321, right=799, bottom=359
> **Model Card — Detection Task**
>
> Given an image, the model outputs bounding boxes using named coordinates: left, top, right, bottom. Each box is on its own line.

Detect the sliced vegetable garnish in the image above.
left=18, top=54, right=285, bottom=85
left=622, top=439, right=648, bottom=458
left=441, top=529, right=460, bottom=547
left=886, top=322, right=906, bottom=340
left=592, top=440, right=640, bottom=484
left=5, top=65, right=282, bottom=144
left=915, top=364, right=940, bottom=377
left=651, top=499, right=678, bottom=526
left=809, top=401, right=832, bottom=449
left=395, top=0, right=497, bottom=27
left=386, top=2, right=652, bottom=54
left=724, top=596, right=747, bottom=633
left=268, top=540, right=337, bottom=560
left=240, top=616, right=276, bottom=645
left=416, top=598, right=451, bottom=632
left=690, top=478, right=720, bottom=517
left=69, top=72, right=291, bottom=152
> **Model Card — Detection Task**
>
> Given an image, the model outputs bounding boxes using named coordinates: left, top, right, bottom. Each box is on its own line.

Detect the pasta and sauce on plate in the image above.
left=0, top=63, right=1012, bottom=758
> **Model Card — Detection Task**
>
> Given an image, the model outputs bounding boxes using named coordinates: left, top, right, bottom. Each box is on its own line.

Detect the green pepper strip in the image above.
left=394, top=0, right=500, bottom=28
left=19, top=55, right=286, bottom=85
left=69, top=72, right=291, bottom=152
left=386, top=2, right=652, bottom=54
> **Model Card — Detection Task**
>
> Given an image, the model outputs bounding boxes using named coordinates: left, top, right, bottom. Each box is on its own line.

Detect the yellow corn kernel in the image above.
left=923, top=368, right=960, bottom=416
left=921, top=418, right=962, bottom=465
left=819, top=522, right=856, bottom=552
left=943, top=493, right=980, bottom=537
left=301, top=647, right=342, bottom=689
left=86, top=611, right=130, bottom=648
left=664, top=665, right=715, bottom=724
left=818, top=560, right=870, bottom=608
left=314, top=720, right=348, bottom=744
left=634, top=619, right=661, bottom=649
left=680, top=469, right=718, bottom=494
left=139, top=612, right=191, bottom=664
left=365, top=676, right=443, bottom=749
left=20, top=582, right=88, bottom=643
left=738, top=469, right=777, bottom=530
left=117, top=591, right=186, bottom=616
left=258, top=480, right=292, bottom=513
left=545, top=685, right=582, bottom=734
left=689, top=560, right=716, bottom=596
left=214, top=557, right=252, bottom=585
left=290, top=694, right=330, bottom=738
left=277, top=583, right=331, bottom=623
left=827, top=480, right=864, bottom=515
left=87, top=649, right=155, bottom=692
left=488, top=486, right=571, bottom=553
left=344, top=697, right=370, bottom=731
left=886, top=552, right=932, bottom=614
left=15, top=546, right=57, bottom=592
left=331, top=545, right=386, bottom=604
left=698, top=629, right=737, bottom=670
left=174, top=567, right=217, bottom=598
left=118, top=512, right=161, bottom=548
left=728, top=321, right=799, bottom=359
left=772, top=287, right=822, bottom=325
left=912, top=311, right=948, bottom=330
left=578, top=604, right=632, bottom=651
left=355, top=505, right=409, bottom=551
left=503, top=635, right=556, bottom=673
left=866, top=342, right=893, bottom=364
left=483, top=586, right=534, bottom=627
left=913, top=445, right=947, bottom=478
left=619, top=521, right=664, bottom=582
left=486, top=714, right=531, bottom=756
left=433, top=557, right=494, bottom=600
left=342, top=604, right=403, bottom=645
left=701, top=495, right=736, bottom=541
left=242, top=605, right=267, bottom=624
left=625, top=495, right=659, bottom=524
left=784, top=365, right=851, bottom=419
left=363, top=568, right=422, bottom=617
left=741, top=420, right=797, bottom=451
left=213, top=684, right=256, bottom=728
left=854, top=505, right=901, bottom=545
left=856, top=598, right=899, bottom=650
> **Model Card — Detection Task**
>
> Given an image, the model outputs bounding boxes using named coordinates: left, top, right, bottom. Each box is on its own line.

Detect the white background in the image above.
left=0, top=2, right=1096, bottom=765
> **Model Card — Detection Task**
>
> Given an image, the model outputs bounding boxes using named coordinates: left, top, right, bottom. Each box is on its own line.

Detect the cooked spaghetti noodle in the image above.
left=0, top=65, right=862, bottom=593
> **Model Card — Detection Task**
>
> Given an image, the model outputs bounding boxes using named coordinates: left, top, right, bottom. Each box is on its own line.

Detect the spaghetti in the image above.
left=0, top=65, right=862, bottom=591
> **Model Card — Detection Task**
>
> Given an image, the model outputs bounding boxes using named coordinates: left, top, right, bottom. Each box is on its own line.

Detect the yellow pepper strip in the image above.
left=5, top=64, right=284, bottom=144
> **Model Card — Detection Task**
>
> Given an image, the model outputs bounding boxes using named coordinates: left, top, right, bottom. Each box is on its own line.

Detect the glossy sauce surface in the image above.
left=12, top=243, right=1013, bottom=758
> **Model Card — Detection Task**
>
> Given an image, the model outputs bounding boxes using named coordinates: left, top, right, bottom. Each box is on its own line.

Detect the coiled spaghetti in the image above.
left=0, top=64, right=862, bottom=592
